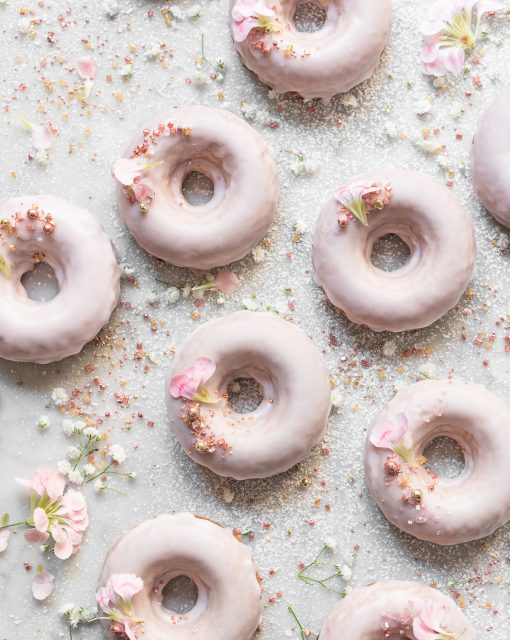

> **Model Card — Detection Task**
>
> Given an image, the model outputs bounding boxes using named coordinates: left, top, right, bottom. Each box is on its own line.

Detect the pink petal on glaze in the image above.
left=32, top=569, right=55, bottom=601
left=112, top=157, right=147, bottom=186
left=370, top=413, right=408, bottom=449
left=110, top=573, right=144, bottom=601
left=131, top=182, right=155, bottom=204
left=194, top=357, right=216, bottom=380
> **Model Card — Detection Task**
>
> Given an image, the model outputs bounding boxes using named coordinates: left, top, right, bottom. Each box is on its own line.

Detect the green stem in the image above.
left=72, top=436, right=92, bottom=471
left=85, top=463, right=112, bottom=484
left=0, top=520, right=27, bottom=530
left=288, top=606, right=317, bottom=640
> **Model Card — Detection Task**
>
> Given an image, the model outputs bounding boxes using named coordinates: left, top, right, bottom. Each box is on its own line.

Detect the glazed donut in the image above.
left=365, top=379, right=510, bottom=545
left=165, top=311, right=331, bottom=479
left=113, top=106, right=279, bottom=270
left=0, top=195, right=120, bottom=364
left=98, top=513, right=261, bottom=640
left=472, top=91, right=510, bottom=227
left=320, top=580, right=477, bottom=639
left=312, top=170, right=476, bottom=332
left=229, top=0, right=392, bottom=101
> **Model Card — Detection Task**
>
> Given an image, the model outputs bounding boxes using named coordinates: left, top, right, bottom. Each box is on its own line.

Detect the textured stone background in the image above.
left=0, top=0, right=509, bottom=638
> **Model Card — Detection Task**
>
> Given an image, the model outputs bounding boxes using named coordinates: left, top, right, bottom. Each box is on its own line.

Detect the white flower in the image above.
left=66, top=446, right=81, bottom=461
left=51, top=387, right=68, bottom=407
left=94, top=478, right=106, bottom=493
left=61, top=603, right=83, bottom=628
left=330, top=390, right=342, bottom=408
left=109, top=444, right=126, bottom=464
left=145, top=42, right=161, bottom=59
left=120, top=262, right=136, bottom=278
left=340, top=564, right=352, bottom=581
left=415, top=99, right=431, bottom=115
left=187, top=4, right=201, bottom=17
left=68, top=470, right=84, bottom=486
left=57, top=460, right=72, bottom=475
left=83, top=464, right=96, bottom=476
left=80, top=607, right=97, bottom=622
left=103, top=1, right=119, bottom=18
left=382, top=339, right=397, bottom=357
left=74, top=421, right=86, bottom=434
left=120, top=64, right=134, bottom=78
left=161, top=286, right=180, bottom=305
left=252, top=246, right=266, bottom=263
left=168, top=5, right=185, bottom=19
left=324, top=536, right=337, bottom=551
left=82, top=426, right=99, bottom=438
left=243, top=297, right=259, bottom=312
left=62, top=420, right=76, bottom=437
left=38, top=416, right=50, bottom=430
left=293, top=220, right=307, bottom=235
left=340, top=94, right=358, bottom=108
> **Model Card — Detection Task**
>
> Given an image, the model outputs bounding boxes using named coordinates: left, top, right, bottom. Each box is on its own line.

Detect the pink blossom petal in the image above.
left=112, top=157, right=146, bottom=186
left=413, top=616, right=438, bottom=640
left=131, top=182, right=155, bottom=204
left=44, top=472, right=66, bottom=502
left=169, top=370, right=201, bottom=400
left=442, top=47, right=466, bottom=73
left=110, top=573, right=144, bottom=601
left=33, top=508, right=49, bottom=533
left=76, top=56, right=95, bottom=81
left=232, top=16, right=258, bottom=42
left=420, top=601, right=447, bottom=633
left=0, top=529, right=10, bottom=553
left=194, top=357, right=216, bottom=380
left=24, top=528, right=50, bottom=543
left=476, top=0, right=504, bottom=17
left=214, top=270, right=240, bottom=294
left=96, top=585, right=111, bottom=611
left=31, top=125, right=54, bottom=152
left=370, top=414, right=408, bottom=449
left=32, top=568, right=55, bottom=601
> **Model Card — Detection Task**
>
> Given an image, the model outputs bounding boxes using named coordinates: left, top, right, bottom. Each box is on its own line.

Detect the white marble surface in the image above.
left=0, top=0, right=510, bottom=638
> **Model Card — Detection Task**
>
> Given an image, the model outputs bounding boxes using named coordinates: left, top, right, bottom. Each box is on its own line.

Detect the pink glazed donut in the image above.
left=98, top=513, right=262, bottom=640
left=320, top=580, right=477, bottom=639
left=0, top=195, right=120, bottom=364
left=471, top=91, right=510, bottom=227
left=229, top=0, right=392, bottom=101
left=365, top=379, right=510, bottom=545
left=312, top=170, right=476, bottom=332
left=113, top=106, right=279, bottom=270
left=165, top=311, right=331, bottom=480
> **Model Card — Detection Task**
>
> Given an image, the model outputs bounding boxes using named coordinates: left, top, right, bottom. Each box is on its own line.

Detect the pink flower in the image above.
left=32, top=566, right=55, bottom=601
left=76, top=56, right=95, bottom=97
left=413, top=601, right=458, bottom=640
left=16, top=469, right=89, bottom=560
left=112, top=157, right=148, bottom=186
left=0, top=529, right=10, bottom=553
left=420, top=0, right=503, bottom=77
left=169, top=357, right=217, bottom=403
left=335, top=180, right=392, bottom=227
left=370, top=413, right=408, bottom=450
left=231, top=0, right=279, bottom=42
left=96, top=574, right=144, bottom=640
left=131, top=182, right=155, bottom=204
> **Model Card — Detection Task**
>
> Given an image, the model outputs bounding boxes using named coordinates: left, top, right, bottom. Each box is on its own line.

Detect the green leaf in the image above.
left=1, top=513, right=9, bottom=527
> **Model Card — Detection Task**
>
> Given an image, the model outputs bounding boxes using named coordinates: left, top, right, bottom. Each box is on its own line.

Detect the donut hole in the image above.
left=370, top=234, right=411, bottom=272
left=161, top=575, right=199, bottom=614
left=227, top=377, right=264, bottom=414
left=423, top=436, right=465, bottom=479
left=21, top=262, right=59, bottom=301
left=182, top=171, right=214, bottom=206
left=293, top=1, right=327, bottom=32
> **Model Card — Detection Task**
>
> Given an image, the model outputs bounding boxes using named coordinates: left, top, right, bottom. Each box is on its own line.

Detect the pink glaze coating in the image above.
left=116, top=106, right=279, bottom=270
left=98, top=513, right=262, bottom=640
left=165, top=311, right=331, bottom=479
left=471, top=90, right=510, bottom=227
left=320, top=580, right=477, bottom=639
left=365, top=379, right=510, bottom=545
left=229, top=0, right=392, bottom=101
left=312, top=170, right=476, bottom=332
left=0, top=195, right=120, bottom=364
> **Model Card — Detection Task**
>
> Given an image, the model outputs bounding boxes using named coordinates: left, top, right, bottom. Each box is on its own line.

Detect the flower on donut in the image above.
left=420, top=0, right=504, bottom=77
left=112, top=156, right=161, bottom=209
left=413, top=600, right=461, bottom=640
left=369, top=413, right=412, bottom=463
left=13, top=467, right=89, bottom=559
left=96, top=573, right=144, bottom=640
left=231, top=0, right=281, bottom=42
left=335, top=180, right=392, bottom=229
left=170, top=356, right=219, bottom=404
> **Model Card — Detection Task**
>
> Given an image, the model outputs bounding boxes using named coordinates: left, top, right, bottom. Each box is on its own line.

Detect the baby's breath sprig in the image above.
left=196, top=34, right=225, bottom=81
left=288, top=605, right=318, bottom=640
left=296, top=541, right=351, bottom=596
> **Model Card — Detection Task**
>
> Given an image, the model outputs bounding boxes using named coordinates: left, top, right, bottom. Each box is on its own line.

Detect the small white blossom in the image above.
left=340, top=564, right=352, bottom=581
left=293, top=220, right=307, bottom=235
left=103, top=0, right=120, bottom=18
left=38, top=416, right=50, bottom=430
left=68, top=470, right=84, bottom=486
left=330, top=390, right=342, bottom=408
left=109, top=444, right=126, bottom=464
left=120, top=262, right=136, bottom=278
left=252, top=246, right=266, bottom=263
left=324, top=536, right=337, bottom=551
left=34, top=150, right=51, bottom=166
left=127, top=471, right=137, bottom=479
left=120, top=64, right=134, bottom=78
left=82, top=426, right=99, bottom=438
left=83, top=464, right=96, bottom=476
left=145, top=42, right=161, bottom=59
left=187, top=4, right=201, bottom=18
left=216, top=293, right=226, bottom=305
left=168, top=5, right=185, bottom=19
left=382, top=339, right=397, bottom=357
left=18, top=17, right=31, bottom=33
left=415, top=99, right=431, bottom=116
left=94, top=478, right=107, bottom=493
left=161, top=286, right=180, bottom=305
left=181, top=283, right=192, bottom=298
left=340, top=94, right=358, bottom=108
left=61, top=604, right=83, bottom=628
left=62, top=419, right=76, bottom=437
left=57, top=460, right=72, bottom=475
left=51, top=387, right=68, bottom=407
left=66, top=446, right=81, bottom=461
